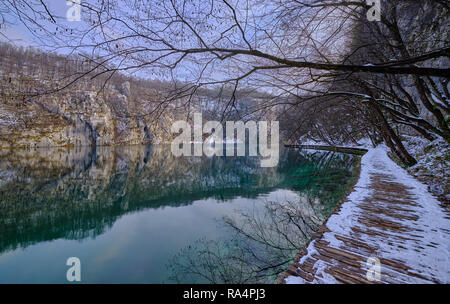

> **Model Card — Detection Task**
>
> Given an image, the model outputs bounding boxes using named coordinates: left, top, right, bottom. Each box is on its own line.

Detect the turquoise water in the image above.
left=0, top=145, right=358, bottom=283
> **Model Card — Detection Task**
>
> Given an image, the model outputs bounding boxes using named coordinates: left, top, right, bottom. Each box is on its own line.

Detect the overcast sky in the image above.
left=1, top=0, right=80, bottom=47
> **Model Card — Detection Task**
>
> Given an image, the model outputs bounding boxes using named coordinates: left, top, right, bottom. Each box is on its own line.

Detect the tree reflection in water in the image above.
left=0, top=145, right=357, bottom=283
left=168, top=153, right=359, bottom=283
left=167, top=198, right=322, bottom=283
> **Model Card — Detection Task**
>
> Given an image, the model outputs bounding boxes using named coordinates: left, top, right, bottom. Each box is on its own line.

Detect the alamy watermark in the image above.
left=170, top=113, right=279, bottom=168
left=66, top=257, right=81, bottom=282
left=366, top=0, right=381, bottom=22
left=66, top=0, right=81, bottom=22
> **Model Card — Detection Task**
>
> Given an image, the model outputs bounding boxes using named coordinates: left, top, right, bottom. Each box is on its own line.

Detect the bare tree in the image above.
left=1, top=0, right=448, bottom=164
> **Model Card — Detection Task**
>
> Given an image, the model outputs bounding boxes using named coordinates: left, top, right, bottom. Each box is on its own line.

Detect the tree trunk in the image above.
left=369, top=101, right=417, bottom=166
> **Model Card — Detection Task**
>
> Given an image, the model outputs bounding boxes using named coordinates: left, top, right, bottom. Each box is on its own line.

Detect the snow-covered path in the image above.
left=281, top=146, right=449, bottom=284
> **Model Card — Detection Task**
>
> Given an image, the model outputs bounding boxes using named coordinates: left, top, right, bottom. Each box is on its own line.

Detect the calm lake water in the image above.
left=0, top=145, right=358, bottom=283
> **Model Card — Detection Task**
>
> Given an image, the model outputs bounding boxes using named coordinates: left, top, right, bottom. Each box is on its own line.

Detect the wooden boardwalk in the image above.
left=280, top=147, right=449, bottom=284
left=284, top=144, right=368, bottom=155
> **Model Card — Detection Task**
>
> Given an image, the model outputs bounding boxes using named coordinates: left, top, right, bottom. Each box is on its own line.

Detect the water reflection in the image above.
left=0, top=145, right=357, bottom=283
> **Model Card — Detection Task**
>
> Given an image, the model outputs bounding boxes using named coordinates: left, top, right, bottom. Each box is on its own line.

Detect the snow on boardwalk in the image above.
left=281, top=146, right=449, bottom=284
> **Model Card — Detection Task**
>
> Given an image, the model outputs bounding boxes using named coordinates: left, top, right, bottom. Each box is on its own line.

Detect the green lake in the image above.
left=0, top=145, right=358, bottom=283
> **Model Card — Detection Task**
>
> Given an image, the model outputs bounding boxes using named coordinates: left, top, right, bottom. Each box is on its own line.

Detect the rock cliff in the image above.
left=0, top=81, right=177, bottom=148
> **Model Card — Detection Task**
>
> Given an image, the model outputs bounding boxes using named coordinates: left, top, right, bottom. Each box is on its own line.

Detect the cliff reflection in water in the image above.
left=0, top=145, right=358, bottom=283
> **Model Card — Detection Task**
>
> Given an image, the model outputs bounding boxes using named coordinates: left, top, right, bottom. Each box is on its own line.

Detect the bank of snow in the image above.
left=402, top=135, right=449, bottom=200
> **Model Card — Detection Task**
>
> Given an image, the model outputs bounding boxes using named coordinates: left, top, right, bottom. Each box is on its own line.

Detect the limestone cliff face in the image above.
left=0, top=81, right=176, bottom=148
